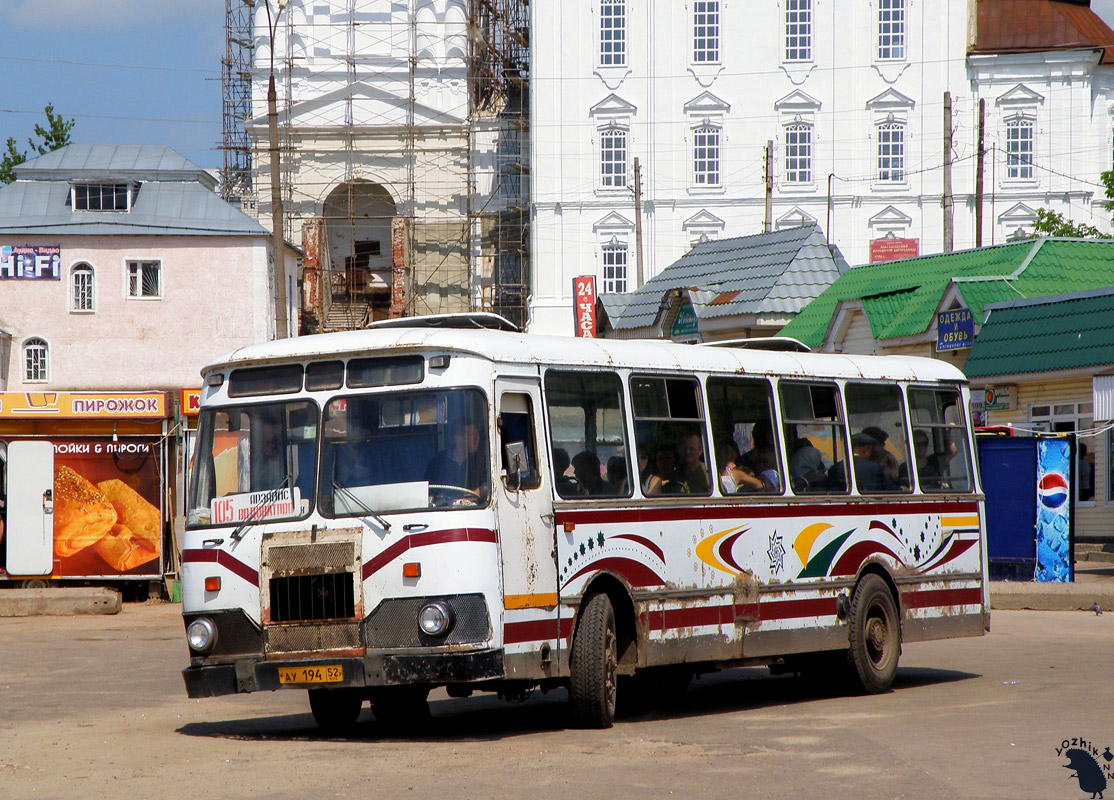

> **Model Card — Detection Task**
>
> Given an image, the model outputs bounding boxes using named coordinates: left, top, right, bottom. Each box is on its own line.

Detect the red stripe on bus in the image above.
left=901, top=587, right=983, bottom=610
left=362, top=528, right=498, bottom=580
left=182, top=548, right=259, bottom=586
left=504, top=618, right=561, bottom=645
left=611, top=533, right=666, bottom=563
left=554, top=501, right=980, bottom=526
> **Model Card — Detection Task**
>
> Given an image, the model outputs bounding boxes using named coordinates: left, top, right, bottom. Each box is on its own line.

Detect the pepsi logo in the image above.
left=1038, top=473, right=1069, bottom=509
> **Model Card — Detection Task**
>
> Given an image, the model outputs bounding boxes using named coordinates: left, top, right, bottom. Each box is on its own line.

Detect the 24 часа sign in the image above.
left=0, top=245, right=61, bottom=280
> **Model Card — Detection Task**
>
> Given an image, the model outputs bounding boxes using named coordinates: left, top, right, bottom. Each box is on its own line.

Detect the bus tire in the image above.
left=848, top=574, right=900, bottom=694
left=308, top=688, right=362, bottom=733
left=569, top=592, right=618, bottom=728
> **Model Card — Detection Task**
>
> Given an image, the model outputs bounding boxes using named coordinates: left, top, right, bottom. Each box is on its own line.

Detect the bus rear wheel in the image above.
left=308, top=688, right=363, bottom=733
left=848, top=574, right=900, bottom=694
left=569, top=593, right=618, bottom=728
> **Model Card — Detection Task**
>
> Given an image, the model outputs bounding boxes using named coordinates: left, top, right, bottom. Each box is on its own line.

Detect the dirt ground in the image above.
left=1, top=603, right=1112, bottom=800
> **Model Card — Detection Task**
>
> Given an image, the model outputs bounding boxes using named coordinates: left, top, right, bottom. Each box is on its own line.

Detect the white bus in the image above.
left=181, top=314, right=988, bottom=730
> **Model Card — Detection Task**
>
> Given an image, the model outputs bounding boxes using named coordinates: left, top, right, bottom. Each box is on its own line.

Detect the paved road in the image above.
left=1, top=603, right=1111, bottom=800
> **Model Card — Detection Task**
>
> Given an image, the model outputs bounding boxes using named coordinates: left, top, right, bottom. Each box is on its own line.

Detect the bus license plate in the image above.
left=278, top=665, right=343, bottom=685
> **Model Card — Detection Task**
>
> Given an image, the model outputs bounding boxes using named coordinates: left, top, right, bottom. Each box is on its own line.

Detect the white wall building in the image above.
left=529, top=0, right=1114, bottom=336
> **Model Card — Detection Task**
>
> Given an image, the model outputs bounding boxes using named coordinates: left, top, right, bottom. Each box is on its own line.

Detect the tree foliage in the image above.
left=0, top=103, right=75, bottom=184
left=1029, top=170, right=1114, bottom=239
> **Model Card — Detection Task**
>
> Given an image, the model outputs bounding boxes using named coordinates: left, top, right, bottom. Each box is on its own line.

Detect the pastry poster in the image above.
left=49, top=438, right=162, bottom=577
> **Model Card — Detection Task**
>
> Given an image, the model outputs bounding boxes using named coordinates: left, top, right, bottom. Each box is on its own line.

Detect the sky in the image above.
left=4, top=0, right=1114, bottom=175
left=0, top=0, right=226, bottom=170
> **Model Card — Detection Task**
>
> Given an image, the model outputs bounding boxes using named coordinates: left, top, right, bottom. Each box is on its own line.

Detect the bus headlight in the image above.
left=186, top=618, right=218, bottom=655
left=417, top=601, right=454, bottom=637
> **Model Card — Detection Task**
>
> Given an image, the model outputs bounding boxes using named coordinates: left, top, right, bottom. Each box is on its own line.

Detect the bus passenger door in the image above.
left=6, top=440, right=55, bottom=576
left=494, top=377, right=559, bottom=676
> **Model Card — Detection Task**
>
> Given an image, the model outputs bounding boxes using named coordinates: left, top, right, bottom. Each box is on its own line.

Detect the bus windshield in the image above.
left=187, top=400, right=318, bottom=527
left=318, top=388, right=489, bottom=516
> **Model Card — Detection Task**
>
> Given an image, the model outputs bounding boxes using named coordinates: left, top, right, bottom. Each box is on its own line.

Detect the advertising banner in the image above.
left=19, top=438, right=163, bottom=577
left=936, top=307, right=974, bottom=351
left=0, top=391, right=167, bottom=419
left=1035, top=437, right=1072, bottom=582
left=573, top=276, right=597, bottom=338
left=0, top=245, right=61, bottom=279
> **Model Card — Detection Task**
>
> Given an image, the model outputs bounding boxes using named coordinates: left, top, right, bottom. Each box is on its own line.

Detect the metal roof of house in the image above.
left=963, top=287, right=1114, bottom=378
left=600, top=225, right=847, bottom=331
left=779, top=238, right=1114, bottom=347
left=972, top=0, right=1114, bottom=64
left=0, top=144, right=265, bottom=237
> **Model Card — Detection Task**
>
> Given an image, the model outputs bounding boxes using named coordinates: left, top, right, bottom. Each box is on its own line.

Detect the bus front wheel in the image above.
left=308, top=688, right=363, bottom=733
left=569, top=593, right=618, bottom=728
left=848, top=574, right=900, bottom=694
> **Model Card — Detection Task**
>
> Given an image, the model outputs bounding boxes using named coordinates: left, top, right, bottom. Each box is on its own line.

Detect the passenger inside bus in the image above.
left=788, top=436, right=827, bottom=489
left=738, top=421, right=781, bottom=492
left=862, top=425, right=901, bottom=486
left=663, top=432, right=710, bottom=494
left=830, top=431, right=900, bottom=492
left=716, top=441, right=765, bottom=493
left=553, top=448, right=580, bottom=496
left=571, top=451, right=607, bottom=495
left=644, top=442, right=676, bottom=494
left=605, top=456, right=628, bottom=494
left=898, top=429, right=932, bottom=487
left=425, top=420, right=488, bottom=500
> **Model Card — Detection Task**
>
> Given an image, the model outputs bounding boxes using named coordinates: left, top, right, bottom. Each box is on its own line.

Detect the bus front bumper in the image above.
left=182, top=649, right=505, bottom=698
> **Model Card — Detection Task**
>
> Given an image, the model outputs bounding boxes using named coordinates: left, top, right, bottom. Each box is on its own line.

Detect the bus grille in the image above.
left=267, top=622, right=361, bottom=653
left=363, top=594, right=491, bottom=648
left=269, top=572, right=355, bottom=623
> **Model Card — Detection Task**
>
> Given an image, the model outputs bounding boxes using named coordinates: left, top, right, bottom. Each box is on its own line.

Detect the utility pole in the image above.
left=764, top=140, right=773, bottom=233
left=633, top=157, right=645, bottom=289
left=975, top=98, right=985, bottom=248
left=265, top=0, right=289, bottom=339
left=943, top=91, right=954, bottom=252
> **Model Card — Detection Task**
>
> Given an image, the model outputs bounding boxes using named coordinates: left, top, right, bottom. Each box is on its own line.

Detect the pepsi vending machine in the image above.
left=978, top=434, right=1073, bottom=582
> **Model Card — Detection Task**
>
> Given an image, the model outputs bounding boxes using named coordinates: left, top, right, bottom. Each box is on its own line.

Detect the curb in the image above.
left=990, top=583, right=1113, bottom=612
left=0, top=588, right=122, bottom=617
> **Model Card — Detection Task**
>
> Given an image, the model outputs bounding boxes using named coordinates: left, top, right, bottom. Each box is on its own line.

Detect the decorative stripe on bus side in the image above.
left=900, top=586, right=983, bottom=610
left=504, top=593, right=559, bottom=610
left=554, top=501, right=981, bottom=526
left=362, top=527, right=498, bottom=580
left=182, top=548, right=259, bottom=586
left=502, top=588, right=982, bottom=646
left=562, top=556, right=667, bottom=589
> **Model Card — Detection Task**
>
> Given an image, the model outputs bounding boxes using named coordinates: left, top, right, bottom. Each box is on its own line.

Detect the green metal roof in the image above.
left=779, top=239, right=1114, bottom=347
left=963, top=288, right=1114, bottom=378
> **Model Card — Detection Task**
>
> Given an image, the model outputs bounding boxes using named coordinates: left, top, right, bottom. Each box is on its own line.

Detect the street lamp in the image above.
left=260, top=0, right=289, bottom=339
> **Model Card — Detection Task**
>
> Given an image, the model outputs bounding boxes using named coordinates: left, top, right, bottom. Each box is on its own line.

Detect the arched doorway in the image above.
left=322, top=180, right=397, bottom=325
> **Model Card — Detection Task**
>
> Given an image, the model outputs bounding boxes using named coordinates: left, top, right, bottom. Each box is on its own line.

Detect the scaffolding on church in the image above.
left=219, top=0, right=530, bottom=333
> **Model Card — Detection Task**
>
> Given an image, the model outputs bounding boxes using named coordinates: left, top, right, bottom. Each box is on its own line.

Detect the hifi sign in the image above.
left=0, top=245, right=61, bottom=279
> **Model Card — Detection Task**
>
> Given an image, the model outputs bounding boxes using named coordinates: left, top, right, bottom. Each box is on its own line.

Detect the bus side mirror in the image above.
left=503, top=441, right=529, bottom=492
left=43, top=488, right=53, bottom=515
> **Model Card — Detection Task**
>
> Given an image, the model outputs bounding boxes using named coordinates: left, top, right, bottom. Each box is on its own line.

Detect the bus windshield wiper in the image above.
left=332, top=479, right=392, bottom=531
left=230, top=474, right=291, bottom=542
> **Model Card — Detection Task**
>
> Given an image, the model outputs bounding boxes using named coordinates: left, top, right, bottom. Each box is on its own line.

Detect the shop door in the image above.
left=6, top=440, right=54, bottom=576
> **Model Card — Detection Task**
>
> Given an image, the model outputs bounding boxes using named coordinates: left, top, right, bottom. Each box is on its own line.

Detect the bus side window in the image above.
left=845, top=382, right=910, bottom=494
left=499, top=392, right=541, bottom=491
left=780, top=382, right=848, bottom=494
left=909, top=388, right=973, bottom=492
left=544, top=371, right=631, bottom=500
left=632, top=375, right=712, bottom=496
left=706, top=377, right=783, bottom=495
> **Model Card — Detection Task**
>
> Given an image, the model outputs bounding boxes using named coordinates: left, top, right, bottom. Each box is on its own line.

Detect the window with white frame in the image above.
left=23, top=337, right=48, bottom=382
left=785, top=124, right=812, bottom=183
left=127, top=260, right=162, bottom=298
left=1006, top=118, right=1035, bottom=179
left=1032, top=402, right=1094, bottom=503
left=73, top=183, right=131, bottom=212
left=602, top=242, right=628, bottom=293
left=877, top=122, right=905, bottom=181
left=785, top=0, right=812, bottom=61
left=600, top=0, right=626, bottom=67
left=693, top=126, right=721, bottom=186
left=693, top=0, right=720, bottom=63
left=878, top=0, right=905, bottom=60
left=600, top=126, right=628, bottom=188
left=71, top=263, right=94, bottom=312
